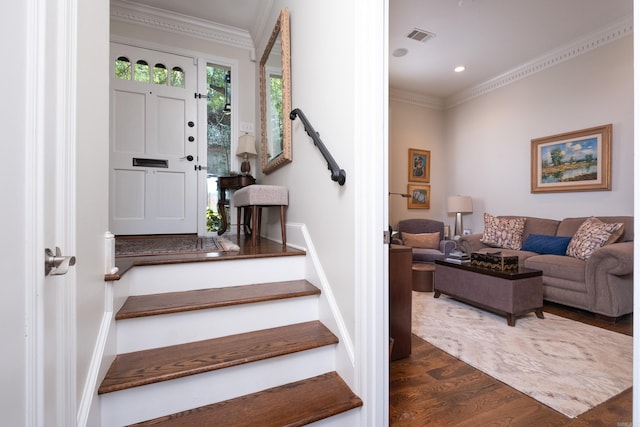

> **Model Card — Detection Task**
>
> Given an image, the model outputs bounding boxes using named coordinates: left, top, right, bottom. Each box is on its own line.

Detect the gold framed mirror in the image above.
left=260, top=8, right=292, bottom=174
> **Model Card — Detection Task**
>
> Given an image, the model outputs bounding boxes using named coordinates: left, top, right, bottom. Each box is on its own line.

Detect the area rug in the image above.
left=115, top=236, right=240, bottom=257
left=412, top=291, right=633, bottom=418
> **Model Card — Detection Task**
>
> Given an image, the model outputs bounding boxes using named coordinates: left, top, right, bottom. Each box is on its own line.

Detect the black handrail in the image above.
left=290, top=108, right=346, bottom=186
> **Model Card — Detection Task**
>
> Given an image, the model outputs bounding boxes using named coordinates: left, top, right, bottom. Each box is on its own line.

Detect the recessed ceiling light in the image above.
left=393, top=48, right=408, bottom=57
left=454, top=66, right=466, bottom=73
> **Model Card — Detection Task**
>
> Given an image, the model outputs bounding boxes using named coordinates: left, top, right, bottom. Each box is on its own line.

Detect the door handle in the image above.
left=180, top=155, right=194, bottom=161
left=45, top=247, right=76, bottom=276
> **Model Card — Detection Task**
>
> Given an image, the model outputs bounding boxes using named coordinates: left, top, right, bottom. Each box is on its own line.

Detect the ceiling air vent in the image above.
left=406, top=28, right=436, bottom=43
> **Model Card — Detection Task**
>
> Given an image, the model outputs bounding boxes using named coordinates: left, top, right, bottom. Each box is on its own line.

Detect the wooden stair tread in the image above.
left=98, top=321, right=337, bottom=395
left=117, top=280, right=320, bottom=320
left=129, top=371, right=363, bottom=426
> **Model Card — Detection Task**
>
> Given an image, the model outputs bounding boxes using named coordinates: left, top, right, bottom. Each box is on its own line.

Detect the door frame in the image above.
left=26, top=0, right=78, bottom=424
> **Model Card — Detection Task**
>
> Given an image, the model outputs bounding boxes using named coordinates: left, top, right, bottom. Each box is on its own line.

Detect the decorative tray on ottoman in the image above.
left=470, top=251, right=518, bottom=272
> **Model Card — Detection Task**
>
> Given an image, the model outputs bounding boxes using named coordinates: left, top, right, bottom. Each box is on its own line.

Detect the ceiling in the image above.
left=122, top=0, right=633, bottom=101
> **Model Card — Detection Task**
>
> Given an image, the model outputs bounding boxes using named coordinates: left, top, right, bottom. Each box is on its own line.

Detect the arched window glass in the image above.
left=134, top=60, right=150, bottom=83
left=115, top=56, right=131, bottom=80
left=171, top=66, right=185, bottom=88
left=153, top=63, right=167, bottom=85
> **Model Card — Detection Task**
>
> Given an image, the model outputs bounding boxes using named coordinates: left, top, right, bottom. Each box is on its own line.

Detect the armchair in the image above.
left=392, top=219, right=456, bottom=263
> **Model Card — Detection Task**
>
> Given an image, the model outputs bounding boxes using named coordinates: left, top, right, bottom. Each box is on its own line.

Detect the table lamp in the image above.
left=236, top=133, right=257, bottom=176
left=447, top=195, right=473, bottom=237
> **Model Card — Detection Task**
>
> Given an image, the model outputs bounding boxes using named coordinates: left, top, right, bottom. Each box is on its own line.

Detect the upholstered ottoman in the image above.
left=233, top=185, right=288, bottom=246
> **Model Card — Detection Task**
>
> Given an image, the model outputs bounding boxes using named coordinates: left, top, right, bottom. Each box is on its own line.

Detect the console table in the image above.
left=217, top=175, right=255, bottom=235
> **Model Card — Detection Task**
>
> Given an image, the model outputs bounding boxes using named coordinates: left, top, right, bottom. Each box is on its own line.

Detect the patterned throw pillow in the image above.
left=566, top=217, right=624, bottom=261
left=402, top=232, right=440, bottom=249
left=480, top=213, right=526, bottom=250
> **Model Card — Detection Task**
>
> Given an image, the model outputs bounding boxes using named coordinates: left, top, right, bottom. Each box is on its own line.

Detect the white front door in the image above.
left=110, top=44, right=198, bottom=235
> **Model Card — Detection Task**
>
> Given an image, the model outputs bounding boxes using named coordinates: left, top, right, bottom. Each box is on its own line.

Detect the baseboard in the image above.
left=76, top=282, right=117, bottom=427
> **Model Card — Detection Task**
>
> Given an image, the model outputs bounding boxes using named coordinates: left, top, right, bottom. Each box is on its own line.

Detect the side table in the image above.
left=217, top=175, right=255, bottom=235
left=412, top=263, right=435, bottom=292
left=389, top=245, right=412, bottom=360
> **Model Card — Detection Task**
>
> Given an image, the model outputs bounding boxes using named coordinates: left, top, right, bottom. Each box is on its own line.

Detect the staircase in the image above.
left=98, top=248, right=362, bottom=426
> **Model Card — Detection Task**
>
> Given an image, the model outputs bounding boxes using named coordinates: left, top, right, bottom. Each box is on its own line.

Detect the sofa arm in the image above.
left=457, top=233, right=488, bottom=254
left=585, top=241, right=634, bottom=317
left=586, top=241, right=634, bottom=276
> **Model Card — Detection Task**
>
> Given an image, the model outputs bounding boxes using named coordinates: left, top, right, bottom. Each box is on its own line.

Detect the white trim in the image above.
left=55, top=0, right=78, bottom=424
left=632, top=0, right=639, bottom=422
left=353, top=0, right=388, bottom=425
left=389, top=88, right=444, bottom=110
left=111, top=0, right=254, bottom=53
left=77, top=283, right=115, bottom=427
left=390, top=16, right=633, bottom=110
left=25, top=0, right=45, bottom=424
left=295, top=224, right=355, bottom=363
left=445, top=16, right=633, bottom=108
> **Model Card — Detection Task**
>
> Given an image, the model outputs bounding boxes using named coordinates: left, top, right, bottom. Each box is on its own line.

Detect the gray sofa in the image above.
left=457, top=215, right=633, bottom=319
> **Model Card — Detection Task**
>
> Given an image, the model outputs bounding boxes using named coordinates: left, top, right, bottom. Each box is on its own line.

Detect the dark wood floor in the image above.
left=390, top=302, right=633, bottom=426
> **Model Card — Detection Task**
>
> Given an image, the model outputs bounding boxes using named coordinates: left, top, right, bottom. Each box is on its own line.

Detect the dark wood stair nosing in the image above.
left=116, top=279, right=320, bottom=320
left=128, top=371, right=363, bottom=427
left=98, top=320, right=337, bottom=395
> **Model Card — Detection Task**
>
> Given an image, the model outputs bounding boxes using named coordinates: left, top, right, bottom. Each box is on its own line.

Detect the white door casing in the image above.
left=110, top=44, right=198, bottom=235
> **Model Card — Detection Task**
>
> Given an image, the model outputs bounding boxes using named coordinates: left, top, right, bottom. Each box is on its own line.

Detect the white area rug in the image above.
left=412, top=291, right=633, bottom=418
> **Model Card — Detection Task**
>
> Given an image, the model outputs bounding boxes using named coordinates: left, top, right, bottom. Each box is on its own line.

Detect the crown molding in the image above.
left=111, top=0, right=254, bottom=52
left=389, top=88, right=445, bottom=111
left=444, top=16, right=633, bottom=109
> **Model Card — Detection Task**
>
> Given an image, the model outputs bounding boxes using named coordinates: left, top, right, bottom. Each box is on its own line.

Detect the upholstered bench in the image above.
left=233, top=185, right=288, bottom=246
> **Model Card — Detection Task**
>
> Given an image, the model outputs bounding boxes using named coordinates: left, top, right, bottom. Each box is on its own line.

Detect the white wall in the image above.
left=389, top=98, right=445, bottom=227
left=254, top=2, right=359, bottom=339
left=390, top=35, right=633, bottom=234
left=1, top=2, right=28, bottom=424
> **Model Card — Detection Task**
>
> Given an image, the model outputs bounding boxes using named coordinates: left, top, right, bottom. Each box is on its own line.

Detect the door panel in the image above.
left=110, top=43, right=197, bottom=235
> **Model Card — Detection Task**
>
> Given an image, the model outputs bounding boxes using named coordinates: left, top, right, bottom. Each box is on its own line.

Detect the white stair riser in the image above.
left=308, top=409, right=361, bottom=426
left=117, top=296, right=320, bottom=353
left=126, top=256, right=305, bottom=295
left=100, top=345, right=336, bottom=427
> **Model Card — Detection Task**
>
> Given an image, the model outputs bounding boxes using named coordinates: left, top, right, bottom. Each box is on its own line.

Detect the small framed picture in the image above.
left=407, top=184, right=430, bottom=209
left=408, top=148, right=430, bottom=183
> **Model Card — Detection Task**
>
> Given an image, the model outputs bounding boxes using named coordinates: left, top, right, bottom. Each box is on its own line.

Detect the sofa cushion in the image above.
left=402, top=232, right=440, bottom=249
left=565, top=217, right=624, bottom=261
left=521, top=234, right=572, bottom=255
left=525, top=254, right=586, bottom=287
left=480, top=213, right=526, bottom=250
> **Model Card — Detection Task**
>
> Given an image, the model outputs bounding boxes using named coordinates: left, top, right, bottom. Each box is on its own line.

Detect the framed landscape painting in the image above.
left=407, top=184, right=430, bottom=209
left=530, top=124, right=612, bottom=193
left=408, top=148, right=430, bottom=183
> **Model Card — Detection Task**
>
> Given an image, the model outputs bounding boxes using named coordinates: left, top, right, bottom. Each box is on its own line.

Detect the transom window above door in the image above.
left=115, top=56, right=185, bottom=88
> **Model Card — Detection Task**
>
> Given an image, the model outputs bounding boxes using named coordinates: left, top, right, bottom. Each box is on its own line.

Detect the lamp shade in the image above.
left=236, top=133, right=257, bottom=157
left=447, top=195, right=473, bottom=213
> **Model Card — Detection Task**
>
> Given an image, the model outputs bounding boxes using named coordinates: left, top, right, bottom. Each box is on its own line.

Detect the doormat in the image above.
left=412, top=291, right=632, bottom=418
left=115, top=236, right=240, bottom=257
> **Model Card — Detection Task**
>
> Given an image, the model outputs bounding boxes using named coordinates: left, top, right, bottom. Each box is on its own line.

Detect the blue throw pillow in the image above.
left=521, top=234, right=572, bottom=255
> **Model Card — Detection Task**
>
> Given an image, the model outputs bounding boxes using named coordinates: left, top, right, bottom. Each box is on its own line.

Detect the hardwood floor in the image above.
left=390, top=302, right=633, bottom=426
